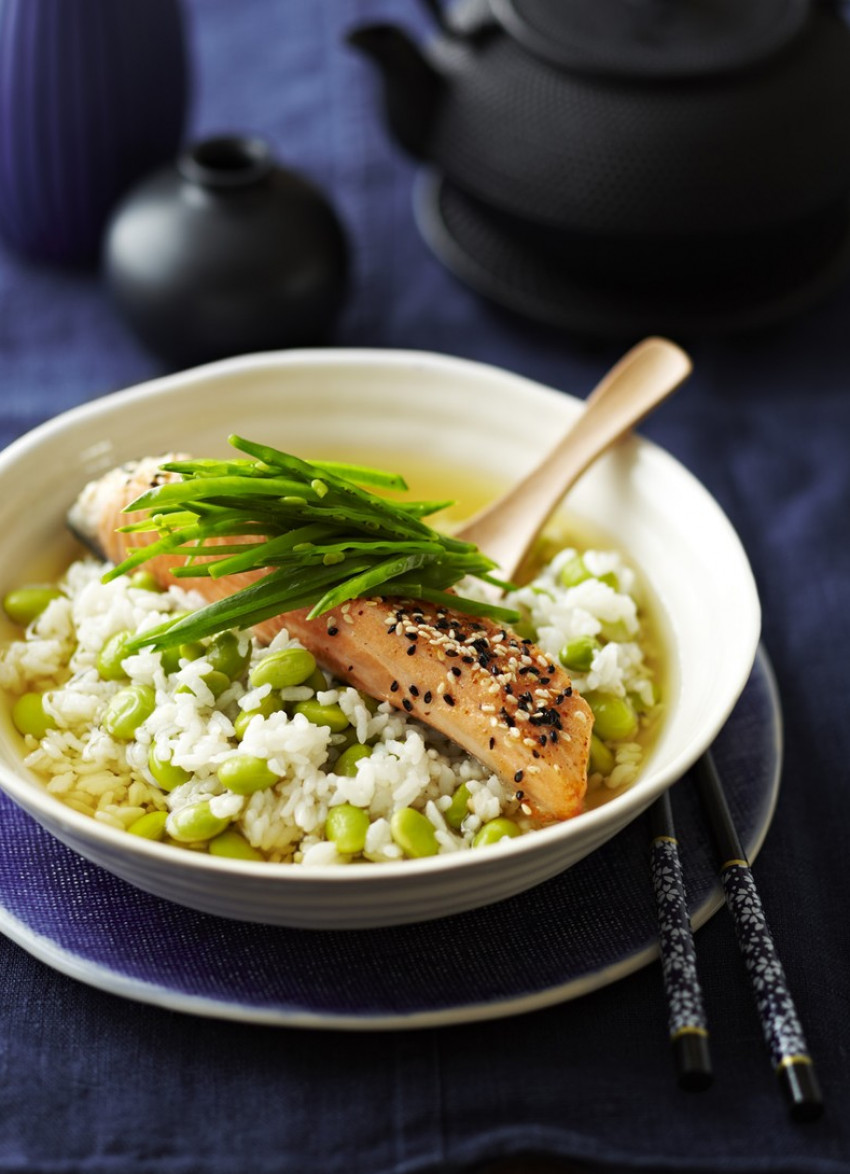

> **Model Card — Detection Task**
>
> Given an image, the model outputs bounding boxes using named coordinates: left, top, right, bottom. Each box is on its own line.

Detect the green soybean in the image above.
left=325, top=804, right=370, bottom=855
left=127, top=811, right=168, bottom=840
left=209, top=829, right=264, bottom=861
left=250, top=647, right=316, bottom=690
left=589, top=734, right=615, bottom=776
left=148, top=744, right=191, bottom=792
left=166, top=801, right=231, bottom=843
left=558, top=554, right=592, bottom=589
left=3, top=586, right=61, bottom=626
left=102, top=684, right=156, bottom=740
left=96, top=630, right=134, bottom=681
left=293, top=699, right=350, bottom=733
left=11, top=692, right=56, bottom=739
left=584, top=690, right=638, bottom=742
left=390, top=807, right=438, bottom=858
left=233, top=693, right=285, bottom=739
left=128, top=570, right=162, bottom=593
left=207, top=630, right=250, bottom=680
left=305, top=666, right=329, bottom=694
left=472, top=817, right=521, bottom=848
left=334, top=743, right=372, bottom=776
left=179, top=641, right=207, bottom=663
left=445, top=783, right=472, bottom=830
left=218, top=754, right=279, bottom=795
left=559, top=635, right=601, bottom=672
left=176, top=670, right=231, bottom=701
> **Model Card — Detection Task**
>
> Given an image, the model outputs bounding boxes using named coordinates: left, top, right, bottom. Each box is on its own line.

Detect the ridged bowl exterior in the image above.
left=0, top=0, right=188, bottom=264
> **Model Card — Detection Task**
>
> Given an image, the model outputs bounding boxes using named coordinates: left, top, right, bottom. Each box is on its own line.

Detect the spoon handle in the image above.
left=456, top=337, right=692, bottom=581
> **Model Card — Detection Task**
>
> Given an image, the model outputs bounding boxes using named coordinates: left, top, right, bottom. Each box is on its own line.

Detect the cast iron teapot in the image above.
left=349, top=0, right=850, bottom=335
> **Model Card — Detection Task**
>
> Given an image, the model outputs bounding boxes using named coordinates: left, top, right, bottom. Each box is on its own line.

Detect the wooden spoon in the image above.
left=455, top=337, right=692, bottom=581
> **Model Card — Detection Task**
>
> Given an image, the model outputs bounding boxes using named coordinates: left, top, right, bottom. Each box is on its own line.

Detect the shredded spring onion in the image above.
left=106, top=435, right=518, bottom=650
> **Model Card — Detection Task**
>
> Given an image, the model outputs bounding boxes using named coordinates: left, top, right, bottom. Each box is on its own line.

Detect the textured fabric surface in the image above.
left=0, top=2, right=849, bottom=1172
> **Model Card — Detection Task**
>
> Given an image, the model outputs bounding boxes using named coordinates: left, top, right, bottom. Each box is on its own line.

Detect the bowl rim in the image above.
left=0, top=346, right=762, bottom=885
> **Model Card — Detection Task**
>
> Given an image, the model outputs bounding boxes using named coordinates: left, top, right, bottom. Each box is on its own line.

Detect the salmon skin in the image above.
left=69, top=459, right=592, bottom=822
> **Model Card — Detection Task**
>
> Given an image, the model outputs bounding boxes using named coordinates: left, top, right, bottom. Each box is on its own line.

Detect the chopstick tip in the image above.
left=673, top=1031, right=713, bottom=1092
left=779, top=1059, right=824, bottom=1122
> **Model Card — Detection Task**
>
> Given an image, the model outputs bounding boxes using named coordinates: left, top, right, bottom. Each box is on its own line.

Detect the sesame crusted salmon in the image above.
left=68, top=459, right=592, bottom=822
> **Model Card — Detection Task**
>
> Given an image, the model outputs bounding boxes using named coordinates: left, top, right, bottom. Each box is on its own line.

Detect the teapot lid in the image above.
left=489, top=0, right=812, bottom=78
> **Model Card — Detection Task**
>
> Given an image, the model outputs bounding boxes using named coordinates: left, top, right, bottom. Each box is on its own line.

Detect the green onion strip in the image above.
left=108, top=435, right=517, bottom=650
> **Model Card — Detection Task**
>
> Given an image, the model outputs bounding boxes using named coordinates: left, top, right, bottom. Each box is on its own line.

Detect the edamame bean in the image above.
left=390, top=807, right=438, bottom=858
left=599, top=619, right=632, bottom=643
left=176, top=670, right=231, bottom=701
left=217, top=754, right=278, bottom=795
left=127, top=811, right=168, bottom=840
left=358, top=692, right=380, bottom=715
left=558, top=554, right=591, bottom=588
left=128, top=570, right=162, bottom=593
left=589, top=734, right=615, bottom=776
left=102, top=684, right=156, bottom=740
left=179, top=641, right=206, bottom=663
left=209, top=829, right=264, bottom=861
left=293, top=699, right=349, bottom=733
left=445, top=783, right=472, bottom=830
left=3, top=586, right=61, bottom=626
left=305, top=666, right=329, bottom=694
left=233, top=693, right=285, bottom=740
left=11, top=692, right=56, bottom=739
left=597, top=570, right=619, bottom=591
left=166, top=801, right=231, bottom=843
left=207, top=630, right=250, bottom=680
left=148, top=745, right=191, bottom=791
left=325, top=804, right=370, bottom=855
left=250, top=647, right=316, bottom=690
left=334, top=743, right=372, bottom=776
left=583, top=690, right=638, bottom=742
left=559, top=635, right=600, bottom=672
left=96, top=630, right=133, bottom=681
left=472, top=817, right=521, bottom=848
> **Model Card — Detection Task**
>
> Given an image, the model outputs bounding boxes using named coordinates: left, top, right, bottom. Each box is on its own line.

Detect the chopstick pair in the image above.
left=649, top=752, right=823, bottom=1120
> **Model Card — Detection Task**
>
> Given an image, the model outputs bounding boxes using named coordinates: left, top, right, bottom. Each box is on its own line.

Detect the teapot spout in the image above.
left=347, top=24, right=442, bottom=160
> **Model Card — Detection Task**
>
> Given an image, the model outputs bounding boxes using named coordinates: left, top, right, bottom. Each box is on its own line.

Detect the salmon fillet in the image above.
left=68, top=458, right=592, bottom=822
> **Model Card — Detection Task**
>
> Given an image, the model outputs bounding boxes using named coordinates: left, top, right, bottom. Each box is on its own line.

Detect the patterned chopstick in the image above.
left=693, top=751, right=824, bottom=1121
left=649, top=791, right=713, bottom=1090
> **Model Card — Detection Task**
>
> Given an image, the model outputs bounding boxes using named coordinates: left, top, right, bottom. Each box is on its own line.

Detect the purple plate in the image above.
left=0, top=647, right=781, bottom=1029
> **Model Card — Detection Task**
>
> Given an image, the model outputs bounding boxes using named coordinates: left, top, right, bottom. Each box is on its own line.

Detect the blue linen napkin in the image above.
left=0, top=1, right=849, bottom=1171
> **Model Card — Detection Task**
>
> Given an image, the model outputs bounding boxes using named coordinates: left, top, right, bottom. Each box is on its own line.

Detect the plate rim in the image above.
left=0, top=646, right=782, bottom=1030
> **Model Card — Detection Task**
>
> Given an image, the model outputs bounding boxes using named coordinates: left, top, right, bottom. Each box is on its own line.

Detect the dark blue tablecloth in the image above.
left=1, top=2, right=849, bottom=1172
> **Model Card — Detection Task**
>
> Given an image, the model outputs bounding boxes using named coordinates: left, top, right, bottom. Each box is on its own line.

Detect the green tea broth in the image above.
left=2, top=451, right=669, bottom=814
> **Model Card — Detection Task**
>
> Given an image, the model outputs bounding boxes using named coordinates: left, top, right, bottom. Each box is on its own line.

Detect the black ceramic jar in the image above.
left=103, top=137, right=349, bottom=367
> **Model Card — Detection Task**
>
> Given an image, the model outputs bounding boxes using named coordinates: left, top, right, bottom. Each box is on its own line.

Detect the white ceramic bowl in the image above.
left=0, top=350, right=760, bottom=928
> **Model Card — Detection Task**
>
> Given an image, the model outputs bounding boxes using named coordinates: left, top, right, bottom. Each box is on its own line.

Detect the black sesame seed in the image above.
left=445, top=648, right=459, bottom=658
left=390, top=680, right=399, bottom=693
left=327, top=626, right=339, bottom=636
left=472, top=638, right=489, bottom=654
left=409, top=685, right=419, bottom=697
left=443, top=694, right=455, bottom=706
left=406, top=645, right=416, bottom=656
left=532, top=750, right=540, bottom=759
left=461, top=655, right=475, bottom=665
left=565, top=686, right=573, bottom=696
left=450, top=666, right=461, bottom=678
left=423, top=691, right=432, bottom=704
left=489, top=736, right=495, bottom=750
left=515, top=790, right=525, bottom=800
left=539, top=735, right=547, bottom=746
left=402, top=698, right=413, bottom=712
left=514, top=770, right=524, bottom=783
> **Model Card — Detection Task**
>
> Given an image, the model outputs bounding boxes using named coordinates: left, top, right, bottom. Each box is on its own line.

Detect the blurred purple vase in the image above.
left=0, top=0, right=189, bottom=266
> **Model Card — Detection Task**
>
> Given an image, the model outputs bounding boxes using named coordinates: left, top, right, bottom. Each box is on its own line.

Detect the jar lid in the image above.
left=489, top=0, right=812, bottom=78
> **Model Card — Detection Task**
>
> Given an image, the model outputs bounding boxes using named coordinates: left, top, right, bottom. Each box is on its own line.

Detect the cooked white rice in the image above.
left=0, top=545, right=661, bottom=863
